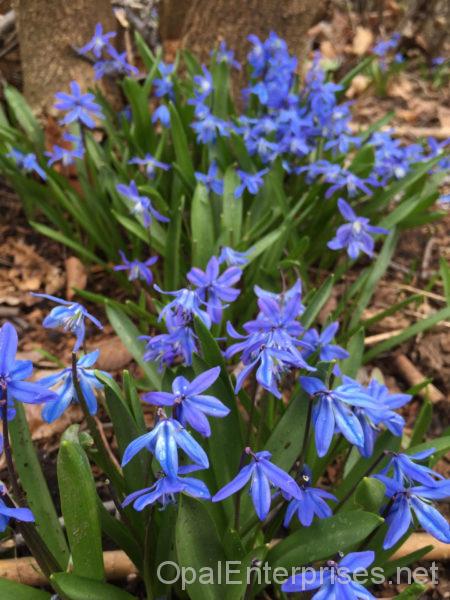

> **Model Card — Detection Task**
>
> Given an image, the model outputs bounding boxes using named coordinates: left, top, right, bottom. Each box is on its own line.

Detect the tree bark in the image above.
left=179, top=0, right=328, bottom=68
left=12, top=0, right=117, bottom=113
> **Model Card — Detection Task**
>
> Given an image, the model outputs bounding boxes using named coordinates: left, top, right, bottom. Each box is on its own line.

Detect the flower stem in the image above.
left=294, top=394, right=314, bottom=475
left=71, top=353, right=124, bottom=492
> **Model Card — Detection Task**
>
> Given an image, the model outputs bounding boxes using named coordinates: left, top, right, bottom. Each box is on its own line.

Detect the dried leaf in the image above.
left=352, top=26, right=374, bottom=56
left=65, top=256, right=87, bottom=299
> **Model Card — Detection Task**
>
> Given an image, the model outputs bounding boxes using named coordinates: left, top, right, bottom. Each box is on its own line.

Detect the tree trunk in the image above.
left=12, top=0, right=117, bottom=113
left=179, top=0, right=328, bottom=68
left=159, top=0, right=192, bottom=42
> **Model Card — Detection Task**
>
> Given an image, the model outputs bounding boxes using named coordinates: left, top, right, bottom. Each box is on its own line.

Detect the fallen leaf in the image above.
left=346, top=74, right=371, bottom=99
left=65, top=256, right=87, bottom=299
left=320, top=40, right=337, bottom=59
left=352, top=26, right=374, bottom=56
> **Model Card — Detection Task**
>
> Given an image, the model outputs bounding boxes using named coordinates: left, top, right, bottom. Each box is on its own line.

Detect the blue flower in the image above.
left=32, top=294, right=103, bottom=352
left=344, top=377, right=411, bottom=458
left=234, top=169, right=268, bottom=198
left=282, top=551, right=376, bottom=598
left=187, top=256, right=242, bottom=324
left=375, top=475, right=450, bottom=549
left=142, top=314, right=198, bottom=369
left=380, top=449, right=443, bottom=487
left=0, top=322, right=57, bottom=407
left=247, top=34, right=266, bottom=76
left=121, top=412, right=209, bottom=478
left=212, top=448, right=301, bottom=520
left=54, top=81, right=104, bottom=128
left=153, top=62, right=175, bottom=98
left=283, top=466, right=337, bottom=527
left=39, top=350, right=109, bottom=422
left=152, top=105, right=170, bottom=128
left=432, top=57, right=446, bottom=67
left=113, top=251, right=158, bottom=286
left=213, top=41, right=240, bottom=70
left=155, top=285, right=211, bottom=328
left=0, top=486, right=34, bottom=532
left=122, top=473, right=210, bottom=511
left=218, top=246, right=251, bottom=267
left=302, top=322, right=349, bottom=362
left=94, top=47, right=138, bottom=80
left=373, top=33, right=400, bottom=57
left=226, top=285, right=313, bottom=397
left=46, top=133, right=84, bottom=167
left=78, top=22, right=116, bottom=58
left=191, top=108, right=230, bottom=144
left=116, top=181, right=169, bottom=227
left=143, top=367, right=229, bottom=437
left=6, top=149, right=47, bottom=180
left=328, top=199, right=388, bottom=260
left=129, top=153, right=170, bottom=179
left=195, top=161, right=224, bottom=195
left=193, top=65, right=213, bottom=99
left=301, top=376, right=377, bottom=457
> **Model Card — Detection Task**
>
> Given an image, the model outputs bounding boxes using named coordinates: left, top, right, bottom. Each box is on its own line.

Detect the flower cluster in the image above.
left=374, top=451, right=450, bottom=549
left=142, top=253, right=243, bottom=369
left=122, top=367, right=230, bottom=510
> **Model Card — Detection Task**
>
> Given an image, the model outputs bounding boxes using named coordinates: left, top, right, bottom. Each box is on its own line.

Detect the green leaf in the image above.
left=169, top=103, right=195, bottom=187
left=221, top=167, right=242, bottom=247
left=268, top=511, right=383, bottom=570
left=105, top=304, right=161, bottom=388
left=50, top=573, right=136, bottom=600
left=336, top=430, right=400, bottom=501
left=340, top=327, right=365, bottom=378
left=9, top=402, right=69, bottom=569
left=301, top=275, right=334, bottom=329
left=193, top=319, right=243, bottom=499
left=406, top=435, right=450, bottom=457
left=103, top=384, right=149, bottom=494
left=57, top=439, right=104, bottom=580
left=192, top=184, right=215, bottom=268
left=349, top=229, right=398, bottom=329
left=440, top=257, right=450, bottom=304
left=121, top=77, right=155, bottom=152
left=265, top=387, right=309, bottom=471
left=176, top=496, right=227, bottom=600
left=354, top=477, right=386, bottom=513
left=165, top=194, right=185, bottom=287
left=4, top=85, right=44, bottom=146
left=30, top=221, right=103, bottom=265
left=410, top=400, right=432, bottom=446
left=0, top=579, right=51, bottom=600
left=364, top=306, right=450, bottom=363
left=97, top=499, right=142, bottom=569
left=225, top=545, right=267, bottom=600
left=394, top=583, right=427, bottom=599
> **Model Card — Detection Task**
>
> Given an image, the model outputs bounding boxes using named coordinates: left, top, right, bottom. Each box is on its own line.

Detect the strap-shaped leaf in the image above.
left=191, top=184, right=215, bottom=268
left=57, top=438, right=104, bottom=581
left=176, top=496, right=227, bottom=600
left=105, top=304, right=161, bottom=388
left=268, top=510, right=383, bottom=570
left=50, top=573, right=137, bottom=600
left=9, top=402, right=69, bottom=569
left=0, top=578, right=51, bottom=600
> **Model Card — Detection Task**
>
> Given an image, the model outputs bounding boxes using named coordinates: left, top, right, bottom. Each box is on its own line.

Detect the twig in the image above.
left=393, top=354, right=444, bottom=403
